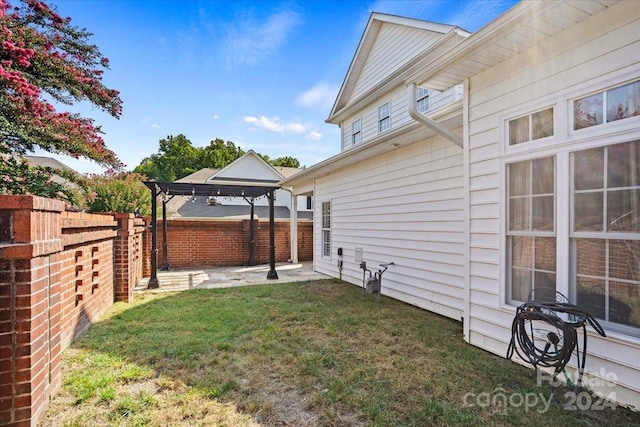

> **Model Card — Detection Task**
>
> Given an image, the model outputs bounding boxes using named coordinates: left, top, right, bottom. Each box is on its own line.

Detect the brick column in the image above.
left=114, top=214, right=135, bottom=302
left=0, top=195, right=64, bottom=426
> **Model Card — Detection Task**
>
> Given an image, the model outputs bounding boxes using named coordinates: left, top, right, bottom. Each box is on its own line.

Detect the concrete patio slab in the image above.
left=135, top=262, right=328, bottom=292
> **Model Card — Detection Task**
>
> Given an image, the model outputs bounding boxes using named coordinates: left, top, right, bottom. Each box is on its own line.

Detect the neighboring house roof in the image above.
left=166, top=196, right=312, bottom=220
left=24, top=155, right=77, bottom=172
left=176, top=168, right=219, bottom=183
left=166, top=151, right=306, bottom=218
left=24, top=155, right=80, bottom=187
left=273, top=166, right=303, bottom=178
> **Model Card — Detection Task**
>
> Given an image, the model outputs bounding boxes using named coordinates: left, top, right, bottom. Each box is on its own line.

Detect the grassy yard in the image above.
left=39, top=279, right=640, bottom=426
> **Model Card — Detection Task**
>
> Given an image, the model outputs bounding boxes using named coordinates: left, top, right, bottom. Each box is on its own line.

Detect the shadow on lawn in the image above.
left=41, top=280, right=640, bottom=427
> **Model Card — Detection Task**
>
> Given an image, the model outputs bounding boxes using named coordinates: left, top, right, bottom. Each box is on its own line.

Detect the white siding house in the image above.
left=282, top=1, right=640, bottom=410
left=168, top=150, right=312, bottom=218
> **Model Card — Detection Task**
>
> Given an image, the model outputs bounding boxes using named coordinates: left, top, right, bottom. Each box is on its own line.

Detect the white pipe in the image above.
left=407, top=82, right=463, bottom=147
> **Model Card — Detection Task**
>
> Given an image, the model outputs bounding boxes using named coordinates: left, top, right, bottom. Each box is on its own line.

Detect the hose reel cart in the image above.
left=506, top=289, right=606, bottom=400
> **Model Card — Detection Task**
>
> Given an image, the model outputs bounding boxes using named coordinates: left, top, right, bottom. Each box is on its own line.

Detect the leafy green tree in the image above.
left=271, top=156, right=300, bottom=168
left=133, top=134, right=302, bottom=181
left=133, top=134, right=198, bottom=181
left=85, top=172, right=150, bottom=215
left=199, top=138, right=244, bottom=169
left=1, top=0, right=123, bottom=202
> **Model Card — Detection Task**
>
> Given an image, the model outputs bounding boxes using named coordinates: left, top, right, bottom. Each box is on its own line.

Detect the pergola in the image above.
left=144, top=178, right=281, bottom=289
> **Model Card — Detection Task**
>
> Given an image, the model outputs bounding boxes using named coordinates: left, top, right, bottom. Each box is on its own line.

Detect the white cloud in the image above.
left=307, top=130, right=322, bottom=140
left=213, top=114, right=219, bottom=119
left=295, top=83, right=339, bottom=111
left=224, top=7, right=302, bottom=68
left=244, top=115, right=306, bottom=134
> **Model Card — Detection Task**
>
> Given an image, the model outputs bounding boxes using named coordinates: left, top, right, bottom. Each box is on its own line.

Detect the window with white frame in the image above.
left=378, top=101, right=390, bottom=133
left=321, top=201, right=331, bottom=257
left=508, top=107, right=554, bottom=146
left=417, top=87, right=430, bottom=114
left=352, top=118, right=362, bottom=145
left=573, top=79, right=640, bottom=130
left=506, top=157, right=557, bottom=302
left=571, top=140, right=640, bottom=334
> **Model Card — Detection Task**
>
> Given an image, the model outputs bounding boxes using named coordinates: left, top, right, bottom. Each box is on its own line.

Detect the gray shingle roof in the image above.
left=165, top=196, right=312, bottom=220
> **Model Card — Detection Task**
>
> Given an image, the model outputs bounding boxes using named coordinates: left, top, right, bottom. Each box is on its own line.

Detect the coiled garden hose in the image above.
left=506, top=300, right=606, bottom=394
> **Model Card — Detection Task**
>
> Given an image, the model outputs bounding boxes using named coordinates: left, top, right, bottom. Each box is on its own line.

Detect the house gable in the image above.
left=209, top=150, right=284, bottom=182
left=330, top=13, right=465, bottom=120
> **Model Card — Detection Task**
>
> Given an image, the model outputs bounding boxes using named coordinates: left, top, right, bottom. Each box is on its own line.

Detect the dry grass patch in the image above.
left=38, top=279, right=640, bottom=426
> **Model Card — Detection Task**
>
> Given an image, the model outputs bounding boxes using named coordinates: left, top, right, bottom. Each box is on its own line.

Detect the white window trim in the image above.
left=378, top=100, right=391, bottom=134
left=503, top=105, right=558, bottom=154
left=417, top=87, right=430, bottom=114
left=351, top=118, right=362, bottom=145
left=320, top=200, right=331, bottom=259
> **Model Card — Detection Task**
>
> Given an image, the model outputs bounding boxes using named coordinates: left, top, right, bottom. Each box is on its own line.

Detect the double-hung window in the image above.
left=505, top=93, right=640, bottom=337
left=572, top=141, right=640, bottom=334
left=321, top=201, right=331, bottom=257
left=352, top=119, right=362, bottom=145
left=417, top=87, right=430, bottom=114
left=507, top=157, right=556, bottom=302
left=378, top=101, right=390, bottom=133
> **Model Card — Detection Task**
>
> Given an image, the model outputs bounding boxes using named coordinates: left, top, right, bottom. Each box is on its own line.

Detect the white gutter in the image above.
left=407, top=82, right=463, bottom=148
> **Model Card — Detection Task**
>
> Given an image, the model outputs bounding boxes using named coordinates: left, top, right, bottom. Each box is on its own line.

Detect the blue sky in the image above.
left=43, top=0, right=518, bottom=174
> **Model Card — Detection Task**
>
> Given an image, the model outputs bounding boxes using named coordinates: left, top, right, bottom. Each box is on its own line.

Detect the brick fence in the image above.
left=156, top=218, right=313, bottom=268
left=0, top=195, right=145, bottom=426
left=0, top=195, right=313, bottom=426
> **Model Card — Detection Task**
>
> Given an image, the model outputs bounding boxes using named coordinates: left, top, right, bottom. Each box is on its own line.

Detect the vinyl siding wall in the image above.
left=351, top=23, right=444, bottom=101
left=342, top=85, right=462, bottom=152
left=314, top=133, right=466, bottom=320
left=466, top=1, right=640, bottom=407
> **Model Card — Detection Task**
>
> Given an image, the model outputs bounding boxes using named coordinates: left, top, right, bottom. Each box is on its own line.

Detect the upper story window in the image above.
left=352, top=118, right=362, bottom=145
left=378, top=101, right=390, bottom=133
left=508, top=107, right=554, bottom=146
left=417, top=87, right=430, bottom=114
left=574, top=79, right=640, bottom=130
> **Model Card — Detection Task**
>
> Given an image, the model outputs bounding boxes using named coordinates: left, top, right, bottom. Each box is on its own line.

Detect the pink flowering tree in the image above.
left=0, top=0, right=122, bottom=203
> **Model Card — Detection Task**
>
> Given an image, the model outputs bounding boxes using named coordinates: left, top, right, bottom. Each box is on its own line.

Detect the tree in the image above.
left=85, top=172, right=150, bottom=215
left=133, top=134, right=302, bottom=181
left=134, top=135, right=245, bottom=181
left=271, top=156, right=300, bottom=168
left=199, top=138, right=244, bottom=169
left=133, top=134, right=199, bottom=181
left=0, top=0, right=122, bottom=201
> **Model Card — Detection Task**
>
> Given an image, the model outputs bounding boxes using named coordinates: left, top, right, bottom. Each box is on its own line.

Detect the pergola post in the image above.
left=160, top=196, right=170, bottom=271
left=267, top=189, right=278, bottom=279
left=148, top=185, right=159, bottom=289
left=248, top=199, right=256, bottom=266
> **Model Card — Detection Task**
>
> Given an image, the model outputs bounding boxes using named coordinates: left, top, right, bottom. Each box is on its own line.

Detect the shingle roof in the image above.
left=176, top=168, right=219, bottom=183
left=165, top=196, right=312, bottom=219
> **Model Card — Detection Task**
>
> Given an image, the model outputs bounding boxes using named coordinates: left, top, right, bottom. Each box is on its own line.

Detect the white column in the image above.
left=290, top=194, right=299, bottom=263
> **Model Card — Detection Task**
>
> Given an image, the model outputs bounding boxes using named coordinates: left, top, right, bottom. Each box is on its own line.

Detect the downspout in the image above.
left=407, top=82, right=463, bottom=148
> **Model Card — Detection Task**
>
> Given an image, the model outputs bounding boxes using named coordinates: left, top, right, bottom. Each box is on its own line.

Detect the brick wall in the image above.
left=0, top=196, right=145, bottom=426
left=0, top=195, right=311, bottom=426
left=156, top=219, right=313, bottom=268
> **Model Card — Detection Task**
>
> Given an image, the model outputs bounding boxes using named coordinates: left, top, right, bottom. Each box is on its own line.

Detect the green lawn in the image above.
left=39, top=279, right=640, bottom=426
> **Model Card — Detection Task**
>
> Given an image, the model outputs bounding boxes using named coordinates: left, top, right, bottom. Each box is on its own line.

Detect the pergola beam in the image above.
left=144, top=180, right=281, bottom=288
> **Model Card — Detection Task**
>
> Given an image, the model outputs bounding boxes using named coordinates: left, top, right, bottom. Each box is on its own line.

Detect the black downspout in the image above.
left=148, top=186, right=159, bottom=289
left=266, top=189, right=278, bottom=279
